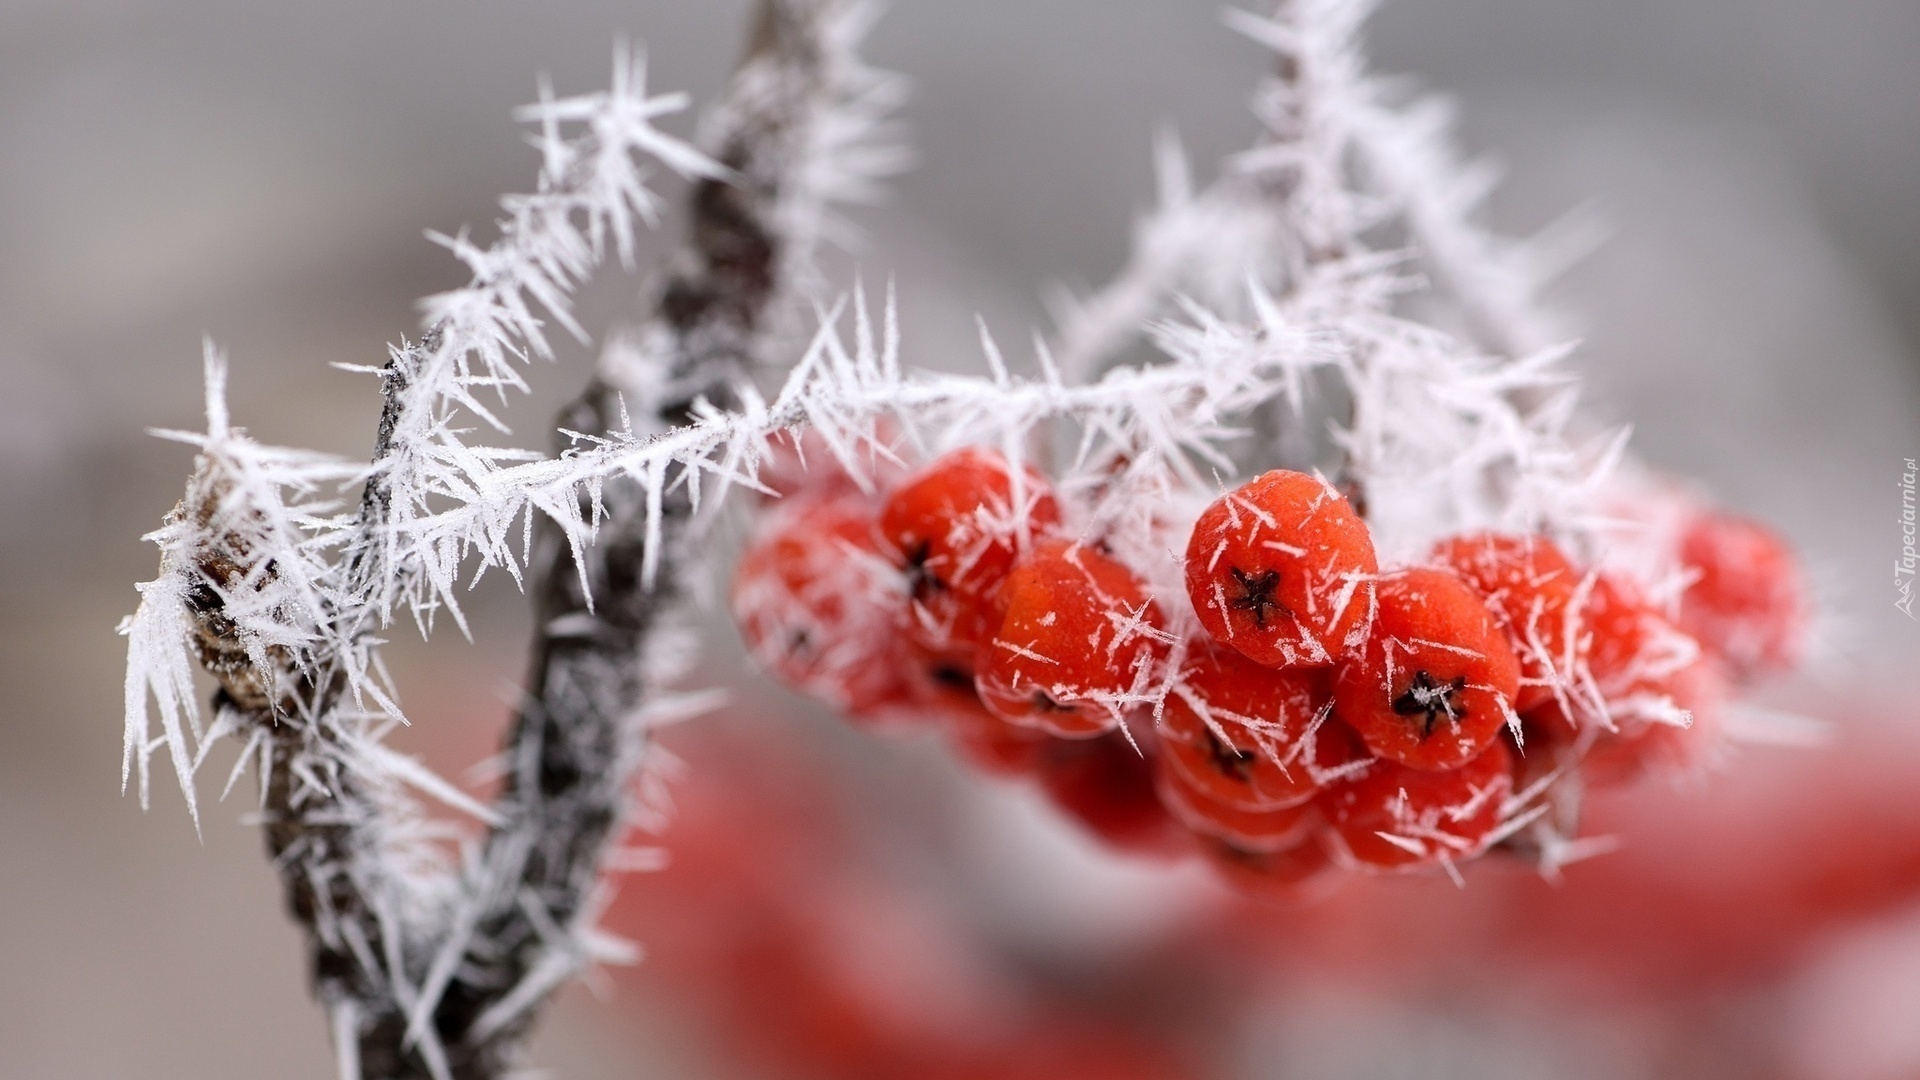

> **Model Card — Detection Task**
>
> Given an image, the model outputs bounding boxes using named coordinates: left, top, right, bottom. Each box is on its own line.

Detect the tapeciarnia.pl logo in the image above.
left=1899, top=457, right=1917, bottom=619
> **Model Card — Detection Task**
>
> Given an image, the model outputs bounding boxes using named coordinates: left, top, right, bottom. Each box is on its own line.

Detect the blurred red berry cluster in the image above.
left=731, top=438, right=1809, bottom=895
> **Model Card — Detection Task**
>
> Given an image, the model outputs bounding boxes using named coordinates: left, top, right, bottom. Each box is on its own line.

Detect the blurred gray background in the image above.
left=1, top=0, right=1916, bottom=1077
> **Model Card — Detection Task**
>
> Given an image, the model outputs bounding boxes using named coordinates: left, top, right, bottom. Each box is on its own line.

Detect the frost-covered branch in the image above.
left=122, top=2, right=899, bottom=1077
left=1048, top=0, right=1371, bottom=384
left=1050, top=0, right=1592, bottom=383
left=437, top=1, right=899, bottom=1071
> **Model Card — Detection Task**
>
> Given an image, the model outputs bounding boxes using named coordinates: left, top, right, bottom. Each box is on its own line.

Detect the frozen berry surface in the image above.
left=1333, top=567, right=1520, bottom=771
left=1184, top=470, right=1377, bottom=668
left=880, top=447, right=1062, bottom=663
left=1431, top=531, right=1586, bottom=713
left=977, top=540, right=1171, bottom=738
left=1321, top=738, right=1513, bottom=871
left=1160, top=643, right=1352, bottom=810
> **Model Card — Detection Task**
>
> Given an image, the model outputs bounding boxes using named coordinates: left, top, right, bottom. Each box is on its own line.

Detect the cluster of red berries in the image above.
left=732, top=437, right=1807, bottom=896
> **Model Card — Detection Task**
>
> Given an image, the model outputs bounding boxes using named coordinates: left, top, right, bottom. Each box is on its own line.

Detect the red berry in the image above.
left=977, top=540, right=1171, bottom=738
left=1160, top=644, right=1359, bottom=810
left=1155, top=759, right=1319, bottom=851
left=1518, top=573, right=1720, bottom=787
left=1491, top=719, right=1586, bottom=862
left=1321, top=738, right=1514, bottom=872
left=1677, top=510, right=1806, bottom=678
left=880, top=447, right=1062, bottom=663
left=731, top=496, right=909, bottom=716
left=937, top=675, right=1053, bottom=777
left=1184, top=470, right=1378, bottom=668
left=1034, top=734, right=1190, bottom=857
left=1200, top=834, right=1338, bottom=900
left=1431, top=532, right=1589, bottom=713
left=1332, top=567, right=1521, bottom=771
left=1570, top=573, right=1703, bottom=730
left=1582, top=655, right=1728, bottom=787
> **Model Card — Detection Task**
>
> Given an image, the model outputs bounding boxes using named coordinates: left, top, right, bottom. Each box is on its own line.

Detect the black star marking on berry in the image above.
left=1227, top=566, right=1287, bottom=629
left=1392, top=669, right=1470, bottom=738
left=1203, top=728, right=1258, bottom=782
left=902, top=540, right=943, bottom=601
left=929, top=663, right=973, bottom=691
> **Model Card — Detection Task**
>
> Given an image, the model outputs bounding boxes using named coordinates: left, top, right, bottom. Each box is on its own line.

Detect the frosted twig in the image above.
left=120, top=2, right=891, bottom=1076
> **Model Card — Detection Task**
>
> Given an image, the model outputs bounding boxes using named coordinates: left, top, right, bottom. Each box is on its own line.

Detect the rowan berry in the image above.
left=1321, top=737, right=1513, bottom=871
left=880, top=447, right=1062, bottom=663
left=1332, top=567, right=1521, bottom=771
left=1159, top=643, right=1356, bottom=809
left=731, top=496, right=908, bottom=716
left=1155, top=759, right=1319, bottom=851
left=1184, top=471, right=1377, bottom=668
left=977, top=540, right=1171, bottom=738
left=937, top=674, right=1053, bottom=777
left=1514, top=571, right=1717, bottom=791
left=1034, top=734, right=1189, bottom=857
left=1431, top=531, right=1588, bottom=713
left=1581, top=655, right=1728, bottom=787
left=1200, top=834, right=1337, bottom=900
left=1676, top=510, right=1806, bottom=678
left=1570, top=572, right=1703, bottom=729
left=1483, top=713, right=1589, bottom=864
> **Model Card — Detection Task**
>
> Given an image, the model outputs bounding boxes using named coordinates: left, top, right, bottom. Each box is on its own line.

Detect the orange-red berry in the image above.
left=731, top=496, right=909, bottom=716
left=1431, top=532, right=1588, bottom=713
left=1034, top=735, right=1190, bottom=857
left=880, top=447, right=1062, bottom=663
left=1677, top=510, right=1806, bottom=678
left=1571, top=573, right=1703, bottom=728
left=977, top=540, right=1171, bottom=738
left=1184, top=470, right=1377, bottom=668
left=940, top=679, right=1053, bottom=777
left=1159, top=643, right=1356, bottom=810
left=1200, top=834, right=1338, bottom=900
left=1155, top=759, right=1319, bottom=851
left=1332, top=567, right=1521, bottom=771
left=1321, top=738, right=1513, bottom=872
left=1580, top=654, right=1728, bottom=787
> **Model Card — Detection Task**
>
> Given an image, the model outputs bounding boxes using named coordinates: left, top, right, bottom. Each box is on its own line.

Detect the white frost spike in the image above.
left=123, top=344, right=363, bottom=832
left=365, top=48, right=723, bottom=634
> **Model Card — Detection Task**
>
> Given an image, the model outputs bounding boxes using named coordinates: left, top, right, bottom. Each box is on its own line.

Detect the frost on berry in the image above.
left=1431, top=532, right=1589, bottom=714
left=1184, top=470, right=1377, bottom=669
left=1570, top=573, right=1702, bottom=730
left=1333, top=567, right=1520, bottom=771
left=1159, top=643, right=1356, bottom=810
left=1676, top=510, right=1807, bottom=679
left=880, top=447, right=1062, bottom=664
left=1510, top=569, right=1724, bottom=787
left=1321, top=739, right=1514, bottom=872
left=977, top=539, right=1171, bottom=739
left=1580, top=655, right=1729, bottom=787
left=731, top=495, right=914, bottom=719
